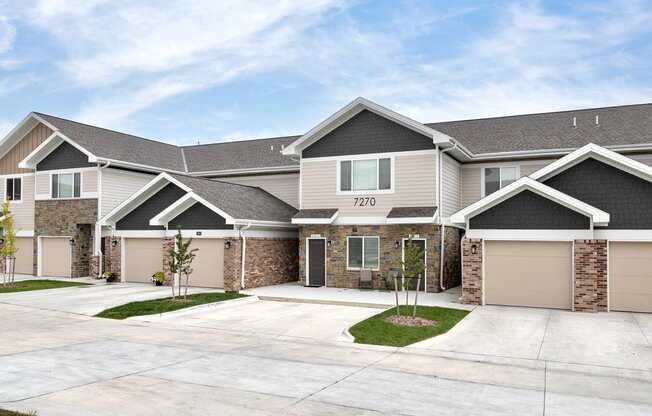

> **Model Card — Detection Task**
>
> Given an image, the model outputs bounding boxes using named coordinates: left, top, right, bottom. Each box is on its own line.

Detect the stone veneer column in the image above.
left=223, top=238, right=242, bottom=292
left=89, top=256, right=100, bottom=277
left=162, top=237, right=175, bottom=286
left=573, top=240, right=608, bottom=312
left=462, top=238, right=483, bottom=305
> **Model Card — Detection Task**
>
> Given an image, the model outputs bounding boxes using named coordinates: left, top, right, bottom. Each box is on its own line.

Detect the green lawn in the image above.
left=0, top=279, right=90, bottom=294
left=349, top=305, right=470, bottom=347
left=0, top=409, right=36, bottom=416
left=95, top=292, right=247, bottom=319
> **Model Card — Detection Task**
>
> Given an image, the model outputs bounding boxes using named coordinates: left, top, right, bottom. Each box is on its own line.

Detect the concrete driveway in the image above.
left=414, top=305, right=652, bottom=370
left=0, top=281, right=212, bottom=315
left=1, top=287, right=652, bottom=415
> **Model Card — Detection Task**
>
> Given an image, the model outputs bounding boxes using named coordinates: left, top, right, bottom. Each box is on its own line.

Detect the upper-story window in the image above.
left=51, top=172, right=81, bottom=199
left=5, top=177, right=22, bottom=202
left=339, top=157, right=392, bottom=193
left=483, top=166, right=518, bottom=196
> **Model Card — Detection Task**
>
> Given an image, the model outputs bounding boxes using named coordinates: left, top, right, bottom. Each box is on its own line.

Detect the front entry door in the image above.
left=307, top=239, right=325, bottom=287
left=403, top=239, right=426, bottom=291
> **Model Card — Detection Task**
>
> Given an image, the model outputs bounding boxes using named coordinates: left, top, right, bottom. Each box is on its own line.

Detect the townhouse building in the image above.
left=0, top=97, right=650, bottom=313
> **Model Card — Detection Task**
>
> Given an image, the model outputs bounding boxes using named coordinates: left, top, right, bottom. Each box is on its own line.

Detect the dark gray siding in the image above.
left=469, top=190, right=590, bottom=229
left=168, top=203, right=233, bottom=230
left=37, top=142, right=95, bottom=171
left=116, top=184, right=186, bottom=230
left=544, top=158, right=652, bottom=229
left=302, top=110, right=434, bottom=158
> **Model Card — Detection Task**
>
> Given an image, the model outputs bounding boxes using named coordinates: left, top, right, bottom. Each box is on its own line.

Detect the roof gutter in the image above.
left=239, top=223, right=252, bottom=289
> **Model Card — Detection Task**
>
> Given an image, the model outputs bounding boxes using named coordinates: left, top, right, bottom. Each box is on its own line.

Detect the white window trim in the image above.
left=336, top=156, right=395, bottom=195
left=49, top=171, right=83, bottom=200
left=4, top=176, right=23, bottom=204
left=346, top=235, right=380, bottom=271
left=481, top=166, right=520, bottom=197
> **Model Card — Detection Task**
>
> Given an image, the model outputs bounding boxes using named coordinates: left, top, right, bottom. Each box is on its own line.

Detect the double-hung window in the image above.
left=51, top=173, right=81, bottom=199
left=340, top=158, right=392, bottom=192
left=347, top=236, right=380, bottom=270
left=483, top=166, right=517, bottom=196
left=5, top=177, right=21, bottom=201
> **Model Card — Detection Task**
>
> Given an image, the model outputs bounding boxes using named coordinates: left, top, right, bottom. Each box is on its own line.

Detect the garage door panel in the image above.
left=485, top=241, right=572, bottom=310
left=14, top=237, right=33, bottom=275
left=609, top=242, right=652, bottom=313
left=187, top=239, right=224, bottom=288
left=41, top=237, right=71, bottom=277
left=124, top=238, right=163, bottom=283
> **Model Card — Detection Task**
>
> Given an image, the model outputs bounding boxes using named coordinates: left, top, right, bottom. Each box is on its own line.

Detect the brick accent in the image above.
left=223, top=238, right=242, bottom=292
left=243, top=238, right=298, bottom=288
left=89, top=255, right=100, bottom=277
left=298, top=224, right=444, bottom=291
left=162, top=237, right=175, bottom=285
left=107, top=237, right=121, bottom=277
left=34, top=199, right=98, bottom=277
left=462, top=238, right=483, bottom=305
left=574, top=240, right=608, bottom=312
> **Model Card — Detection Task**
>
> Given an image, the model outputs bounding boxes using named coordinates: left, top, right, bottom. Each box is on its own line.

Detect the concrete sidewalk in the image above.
left=243, top=283, right=474, bottom=310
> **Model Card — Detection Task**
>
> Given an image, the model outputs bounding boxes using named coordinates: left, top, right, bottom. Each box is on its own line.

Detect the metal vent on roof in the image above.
left=572, top=116, right=577, bottom=128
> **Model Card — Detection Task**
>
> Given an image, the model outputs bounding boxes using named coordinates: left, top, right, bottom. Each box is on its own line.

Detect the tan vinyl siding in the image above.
left=100, top=168, right=155, bottom=217
left=3, top=175, right=35, bottom=232
left=0, top=123, right=52, bottom=175
left=301, top=153, right=436, bottom=216
left=441, top=154, right=461, bottom=218
left=520, top=164, right=548, bottom=177
left=82, top=169, right=98, bottom=194
left=221, top=173, right=299, bottom=208
left=461, top=166, right=481, bottom=208
left=35, top=173, right=49, bottom=197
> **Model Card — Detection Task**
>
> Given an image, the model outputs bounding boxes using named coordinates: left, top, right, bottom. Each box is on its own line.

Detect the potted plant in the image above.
left=103, top=271, right=118, bottom=283
left=151, top=271, right=165, bottom=286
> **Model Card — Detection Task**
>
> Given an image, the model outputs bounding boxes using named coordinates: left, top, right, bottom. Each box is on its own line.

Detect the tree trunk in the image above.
left=413, top=275, right=421, bottom=318
left=184, top=274, right=189, bottom=300
left=394, top=275, right=400, bottom=316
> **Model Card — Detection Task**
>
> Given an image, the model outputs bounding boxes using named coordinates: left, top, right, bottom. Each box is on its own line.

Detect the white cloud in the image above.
left=22, top=0, right=344, bottom=127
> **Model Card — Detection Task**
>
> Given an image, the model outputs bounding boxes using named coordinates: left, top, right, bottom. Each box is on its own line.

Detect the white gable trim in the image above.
left=149, top=192, right=235, bottom=226
left=282, top=97, right=453, bottom=156
left=18, top=131, right=97, bottom=169
left=530, top=143, right=652, bottom=183
left=100, top=172, right=192, bottom=225
left=450, top=177, right=610, bottom=227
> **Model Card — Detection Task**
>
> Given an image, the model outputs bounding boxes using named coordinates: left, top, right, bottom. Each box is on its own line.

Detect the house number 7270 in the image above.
left=353, top=197, right=376, bottom=207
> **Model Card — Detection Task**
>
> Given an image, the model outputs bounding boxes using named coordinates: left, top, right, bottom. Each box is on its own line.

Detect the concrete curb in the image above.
left=339, top=326, right=356, bottom=343
left=257, top=295, right=390, bottom=309
left=127, top=295, right=259, bottom=321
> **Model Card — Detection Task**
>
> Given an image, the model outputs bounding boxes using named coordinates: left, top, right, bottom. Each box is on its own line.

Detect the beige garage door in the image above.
left=11, top=237, right=33, bottom=275
left=187, top=239, right=224, bottom=288
left=485, top=241, right=572, bottom=310
left=124, top=238, right=163, bottom=283
left=41, top=237, right=71, bottom=277
left=609, top=242, right=652, bottom=313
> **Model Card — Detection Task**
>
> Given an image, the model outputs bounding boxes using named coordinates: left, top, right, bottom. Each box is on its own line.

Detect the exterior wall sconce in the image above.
left=111, top=239, right=118, bottom=248
left=471, top=245, right=477, bottom=255
left=69, top=238, right=75, bottom=246
left=394, top=241, right=400, bottom=249
left=327, top=240, right=332, bottom=248
left=0, top=238, right=4, bottom=245
left=225, top=241, right=231, bottom=249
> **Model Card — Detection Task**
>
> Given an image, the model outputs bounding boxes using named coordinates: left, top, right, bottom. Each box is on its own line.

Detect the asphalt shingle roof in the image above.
left=169, top=174, right=297, bottom=223
left=427, top=103, right=652, bottom=155
left=293, top=209, right=338, bottom=219
left=182, top=136, right=299, bottom=172
left=387, top=206, right=437, bottom=218
left=35, top=113, right=186, bottom=171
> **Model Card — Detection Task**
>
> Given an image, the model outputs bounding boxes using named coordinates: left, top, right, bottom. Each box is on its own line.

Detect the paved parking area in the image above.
left=1, top=287, right=651, bottom=415
left=414, top=305, right=652, bottom=370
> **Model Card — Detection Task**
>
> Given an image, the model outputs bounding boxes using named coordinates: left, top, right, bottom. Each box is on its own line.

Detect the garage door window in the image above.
left=347, top=236, right=379, bottom=270
left=51, top=173, right=81, bottom=199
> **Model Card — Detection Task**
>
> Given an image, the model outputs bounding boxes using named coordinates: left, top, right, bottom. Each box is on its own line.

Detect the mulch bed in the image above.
left=384, top=315, right=438, bottom=327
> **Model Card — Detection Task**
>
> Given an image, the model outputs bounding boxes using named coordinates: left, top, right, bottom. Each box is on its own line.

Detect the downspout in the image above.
left=438, top=143, right=459, bottom=291
left=239, top=223, right=252, bottom=289
left=95, top=160, right=111, bottom=277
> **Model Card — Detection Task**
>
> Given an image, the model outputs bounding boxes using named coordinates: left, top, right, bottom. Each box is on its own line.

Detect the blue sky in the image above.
left=0, top=0, right=651, bottom=145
